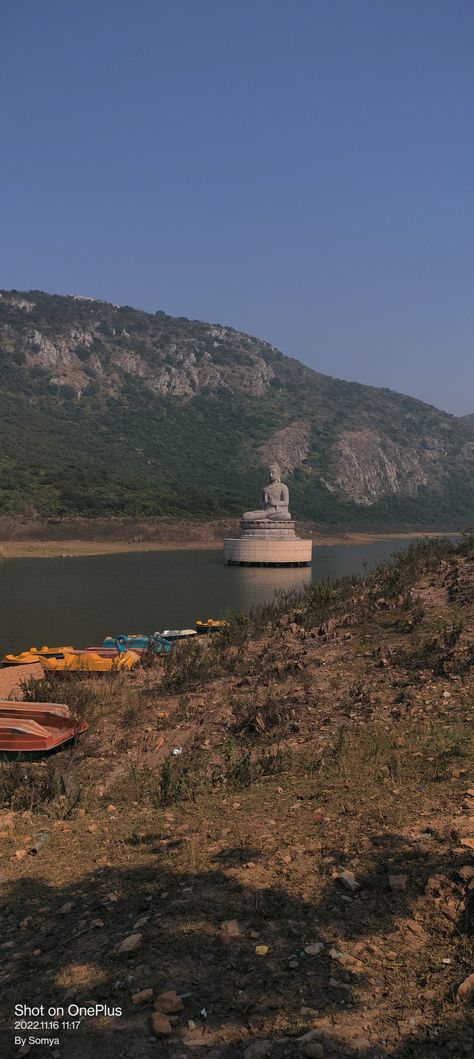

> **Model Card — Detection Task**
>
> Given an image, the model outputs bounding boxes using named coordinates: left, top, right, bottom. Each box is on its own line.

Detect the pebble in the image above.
left=456, top=972, right=474, bottom=1002
left=458, top=865, right=474, bottom=881
left=154, top=990, right=184, bottom=1014
left=151, top=1010, right=172, bottom=1036
left=305, top=942, right=324, bottom=956
left=338, top=869, right=360, bottom=892
left=132, top=988, right=153, bottom=1005
left=412, top=841, right=430, bottom=855
left=116, top=932, right=143, bottom=953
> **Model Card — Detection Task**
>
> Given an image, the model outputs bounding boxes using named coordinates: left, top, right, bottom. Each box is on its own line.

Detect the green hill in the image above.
left=1, top=289, right=473, bottom=527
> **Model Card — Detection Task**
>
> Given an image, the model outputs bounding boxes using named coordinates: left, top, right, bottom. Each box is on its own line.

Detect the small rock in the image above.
left=14, top=849, right=27, bottom=861
left=458, top=865, right=474, bottom=881
left=302, top=1045, right=324, bottom=1059
left=304, top=942, right=324, bottom=956
left=151, top=1011, right=172, bottom=1036
left=116, top=932, right=143, bottom=954
left=456, top=972, right=474, bottom=1002
left=221, top=918, right=243, bottom=939
left=132, top=988, right=153, bottom=1005
left=389, top=874, right=408, bottom=892
left=338, top=869, right=360, bottom=892
left=255, top=944, right=269, bottom=956
left=133, top=915, right=150, bottom=929
left=91, top=918, right=104, bottom=928
left=154, top=990, right=184, bottom=1014
left=59, top=902, right=74, bottom=914
left=412, top=840, right=430, bottom=855
left=288, top=959, right=298, bottom=969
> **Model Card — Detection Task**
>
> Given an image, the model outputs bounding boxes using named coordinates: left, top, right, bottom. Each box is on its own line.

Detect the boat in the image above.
left=0, top=700, right=88, bottom=754
left=2, top=646, right=74, bottom=667
left=101, top=634, right=172, bottom=654
left=160, top=628, right=197, bottom=641
left=195, top=619, right=227, bottom=634
left=40, top=649, right=140, bottom=673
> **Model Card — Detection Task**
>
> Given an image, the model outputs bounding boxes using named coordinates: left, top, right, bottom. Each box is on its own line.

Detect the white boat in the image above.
left=159, top=629, right=197, bottom=641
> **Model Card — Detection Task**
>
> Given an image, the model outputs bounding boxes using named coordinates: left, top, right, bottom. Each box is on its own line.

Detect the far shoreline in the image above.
left=0, top=530, right=458, bottom=560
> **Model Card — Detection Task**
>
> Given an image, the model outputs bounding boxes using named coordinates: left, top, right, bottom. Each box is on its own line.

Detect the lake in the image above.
left=0, top=538, right=421, bottom=657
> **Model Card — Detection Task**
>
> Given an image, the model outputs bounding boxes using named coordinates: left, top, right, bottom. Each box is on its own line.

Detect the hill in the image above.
left=1, top=289, right=473, bottom=527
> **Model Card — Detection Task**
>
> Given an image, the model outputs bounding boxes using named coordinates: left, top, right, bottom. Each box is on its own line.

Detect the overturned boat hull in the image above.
left=0, top=701, right=88, bottom=754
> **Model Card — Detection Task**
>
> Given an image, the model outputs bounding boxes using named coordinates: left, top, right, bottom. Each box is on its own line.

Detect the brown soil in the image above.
left=0, top=543, right=473, bottom=1059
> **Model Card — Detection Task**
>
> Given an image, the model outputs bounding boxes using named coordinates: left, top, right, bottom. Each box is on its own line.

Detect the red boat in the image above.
left=0, top=701, right=88, bottom=754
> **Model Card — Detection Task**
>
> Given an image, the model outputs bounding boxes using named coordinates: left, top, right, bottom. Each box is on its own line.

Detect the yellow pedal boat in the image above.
left=40, top=650, right=139, bottom=674
left=2, top=646, right=75, bottom=666
left=195, top=618, right=227, bottom=634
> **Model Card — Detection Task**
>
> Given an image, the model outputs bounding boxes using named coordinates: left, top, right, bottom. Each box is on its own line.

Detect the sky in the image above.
left=1, top=0, right=472, bottom=414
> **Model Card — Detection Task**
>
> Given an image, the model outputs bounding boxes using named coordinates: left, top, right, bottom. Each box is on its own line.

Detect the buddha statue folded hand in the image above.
left=243, top=462, right=292, bottom=522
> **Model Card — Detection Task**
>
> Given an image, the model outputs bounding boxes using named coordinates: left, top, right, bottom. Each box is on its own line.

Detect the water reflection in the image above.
left=225, top=563, right=312, bottom=611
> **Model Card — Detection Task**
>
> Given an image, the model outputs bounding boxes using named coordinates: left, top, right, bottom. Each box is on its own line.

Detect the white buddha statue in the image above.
left=243, top=462, right=292, bottom=522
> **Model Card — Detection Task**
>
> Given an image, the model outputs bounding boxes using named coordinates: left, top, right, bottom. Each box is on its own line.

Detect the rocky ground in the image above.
left=0, top=537, right=473, bottom=1058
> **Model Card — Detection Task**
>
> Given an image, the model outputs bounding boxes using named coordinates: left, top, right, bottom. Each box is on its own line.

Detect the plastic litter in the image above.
left=28, top=832, right=50, bottom=856
left=172, top=747, right=183, bottom=756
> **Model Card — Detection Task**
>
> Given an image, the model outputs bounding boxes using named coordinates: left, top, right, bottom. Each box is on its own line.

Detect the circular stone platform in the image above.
left=224, top=519, right=312, bottom=566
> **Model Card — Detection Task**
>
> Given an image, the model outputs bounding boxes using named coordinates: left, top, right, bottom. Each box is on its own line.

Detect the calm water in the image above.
left=0, top=539, right=415, bottom=656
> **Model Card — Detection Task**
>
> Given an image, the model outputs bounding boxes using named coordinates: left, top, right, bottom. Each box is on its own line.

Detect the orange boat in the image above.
left=0, top=701, right=88, bottom=754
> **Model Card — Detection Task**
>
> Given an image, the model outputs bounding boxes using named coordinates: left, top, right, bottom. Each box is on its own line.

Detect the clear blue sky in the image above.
left=1, top=1, right=472, bottom=414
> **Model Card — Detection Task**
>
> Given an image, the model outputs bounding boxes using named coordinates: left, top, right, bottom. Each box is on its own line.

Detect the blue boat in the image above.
left=102, top=634, right=172, bottom=654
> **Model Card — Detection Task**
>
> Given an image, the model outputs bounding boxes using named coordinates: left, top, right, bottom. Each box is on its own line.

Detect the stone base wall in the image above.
left=238, top=519, right=299, bottom=541
left=223, top=537, right=312, bottom=566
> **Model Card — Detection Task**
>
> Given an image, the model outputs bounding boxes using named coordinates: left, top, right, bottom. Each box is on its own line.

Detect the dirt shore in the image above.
left=0, top=538, right=473, bottom=1058
left=0, top=530, right=456, bottom=559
